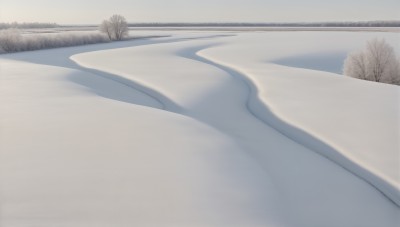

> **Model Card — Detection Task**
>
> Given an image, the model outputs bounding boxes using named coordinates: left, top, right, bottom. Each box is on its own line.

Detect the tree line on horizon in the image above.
left=1, top=20, right=399, bottom=30
left=0, top=22, right=59, bottom=30
left=127, top=21, right=400, bottom=27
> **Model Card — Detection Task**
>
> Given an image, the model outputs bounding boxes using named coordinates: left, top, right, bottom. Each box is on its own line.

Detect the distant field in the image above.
left=16, top=25, right=400, bottom=35
left=129, top=26, right=400, bottom=32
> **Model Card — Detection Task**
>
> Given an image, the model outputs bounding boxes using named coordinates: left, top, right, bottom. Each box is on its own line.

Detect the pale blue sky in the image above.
left=1, top=0, right=399, bottom=24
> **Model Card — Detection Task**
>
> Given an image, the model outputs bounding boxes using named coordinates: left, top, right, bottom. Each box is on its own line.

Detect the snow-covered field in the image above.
left=1, top=30, right=399, bottom=227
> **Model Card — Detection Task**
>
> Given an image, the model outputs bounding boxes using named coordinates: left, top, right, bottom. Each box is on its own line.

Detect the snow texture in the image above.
left=1, top=30, right=399, bottom=227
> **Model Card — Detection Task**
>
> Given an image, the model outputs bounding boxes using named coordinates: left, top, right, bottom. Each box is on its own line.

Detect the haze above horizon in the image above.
left=1, top=0, right=399, bottom=24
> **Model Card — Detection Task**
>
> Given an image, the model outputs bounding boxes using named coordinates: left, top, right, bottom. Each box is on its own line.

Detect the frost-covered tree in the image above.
left=99, top=15, right=129, bottom=41
left=0, top=29, right=109, bottom=54
left=344, top=51, right=368, bottom=80
left=100, top=20, right=113, bottom=40
left=0, top=29, right=22, bottom=52
left=344, top=38, right=400, bottom=85
left=109, top=15, right=129, bottom=40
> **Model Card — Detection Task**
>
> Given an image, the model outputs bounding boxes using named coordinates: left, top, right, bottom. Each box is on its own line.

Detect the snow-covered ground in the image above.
left=1, top=30, right=399, bottom=227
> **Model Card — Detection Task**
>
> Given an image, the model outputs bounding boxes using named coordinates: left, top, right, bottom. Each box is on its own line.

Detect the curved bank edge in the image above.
left=194, top=48, right=400, bottom=207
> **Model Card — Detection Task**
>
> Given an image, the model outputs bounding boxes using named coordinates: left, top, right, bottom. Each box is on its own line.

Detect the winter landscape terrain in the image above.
left=1, top=26, right=399, bottom=227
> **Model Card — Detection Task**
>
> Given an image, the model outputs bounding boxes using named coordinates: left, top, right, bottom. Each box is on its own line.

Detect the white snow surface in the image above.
left=1, top=31, right=399, bottom=227
left=195, top=32, right=400, bottom=204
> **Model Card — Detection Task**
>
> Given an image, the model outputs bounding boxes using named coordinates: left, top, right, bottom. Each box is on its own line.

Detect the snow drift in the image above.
left=1, top=30, right=399, bottom=227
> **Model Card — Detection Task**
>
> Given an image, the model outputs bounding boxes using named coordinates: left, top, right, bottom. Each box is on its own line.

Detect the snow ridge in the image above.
left=192, top=48, right=400, bottom=207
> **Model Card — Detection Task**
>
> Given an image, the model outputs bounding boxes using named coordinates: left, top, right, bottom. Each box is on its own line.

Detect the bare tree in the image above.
left=344, top=38, right=400, bottom=85
left=109, top=15, right=129, bottom=40
left=99, top=20, right=113, bottom=40
left=344, top=51, right=368, bottom=80
left=366, top=39, right=398, bottom=82
left=99, top=15, right=129, bottom=41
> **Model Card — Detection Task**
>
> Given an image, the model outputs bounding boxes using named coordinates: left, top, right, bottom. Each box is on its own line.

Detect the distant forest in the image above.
left=0, top=22, right=59, bottom=29
left=129, top=21, right=400, bottom=27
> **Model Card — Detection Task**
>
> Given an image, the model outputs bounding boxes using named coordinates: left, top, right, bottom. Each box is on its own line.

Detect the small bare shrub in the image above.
left=0, top=29, right=110, bottom=54
left=0, top=29, right=23, bottom=52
